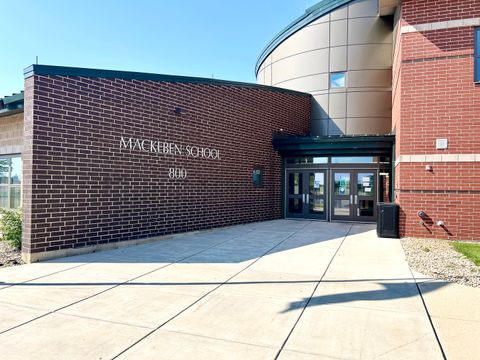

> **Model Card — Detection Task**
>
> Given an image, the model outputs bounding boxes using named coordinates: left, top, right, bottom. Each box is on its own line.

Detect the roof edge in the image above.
left=255, top=0, right=353, bottom=76
left=272, top=134, right=395, bottom=156
left=273, top=134, right=395, bottom=143
left=24, top=64, right=311, bottom=98
left=0, top=108, right=23, bottom=117
left=2, top=92, right=24, bottom=105
left=0, top=92, right=24, bottom=115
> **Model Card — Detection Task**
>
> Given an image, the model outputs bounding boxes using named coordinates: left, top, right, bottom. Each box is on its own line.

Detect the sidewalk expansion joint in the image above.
left=0, top=229, right=257, bottom=336
left=274, top=223, right=353, bottom=360
left=409, top=266, right=447, bottom=360
left=110, top=221, right=313, bottom=359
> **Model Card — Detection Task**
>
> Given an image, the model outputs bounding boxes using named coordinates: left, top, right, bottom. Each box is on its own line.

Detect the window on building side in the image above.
left=330, top=72, right=346, bottom=88
left=476, top=28, right=480, bottom=82
left=0, top=155, right=22, bottom=209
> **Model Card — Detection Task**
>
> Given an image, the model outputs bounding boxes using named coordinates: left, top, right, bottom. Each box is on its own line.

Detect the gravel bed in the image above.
left=401, top=237, right=480, bottom=287
left=0, top=241, right=24, bottom=268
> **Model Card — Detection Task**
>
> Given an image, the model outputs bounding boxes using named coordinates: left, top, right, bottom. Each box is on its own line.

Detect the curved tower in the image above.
left=256, top=0, right=393, bottom=136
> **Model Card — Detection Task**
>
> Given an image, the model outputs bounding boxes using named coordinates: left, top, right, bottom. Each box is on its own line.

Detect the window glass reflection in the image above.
left=0, top=158, right=9, bottom=185
left=359, top=200, right=374, bottom=217
left=334, top=173, right=350, bottom=196
left=286, top=157, right=328, bottom=164
left=357, top=173, right=374, bottom=196
left=476, top=29, right=480, bottom=81
left=288, top=172, right=302, bottom=195
left=310, top=198, right=324, bottom=214
left=477, top=28, right=480, bottom=52
left=476, top=57, right=480, bottom=82
left=332, top=157, right=375, bottom=164
left=0, top=187, right=8, bottom=208
left=330, top=72, right=346, bottom=88
left=11, top=157, right=22, bottom=185
left=309, top=172, right=324, bottom=196
left=10, top=187, right=21, bottom=209
left=334, top=200, right=350, bottom=216
left=288, top=198, right=303, bottom=213
left=0, top=155, right=22, bottom=209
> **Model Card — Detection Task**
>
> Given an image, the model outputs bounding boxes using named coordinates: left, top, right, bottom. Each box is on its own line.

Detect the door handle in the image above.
left=303, top=194, right=306, bottom=203
left=306, top=194, right=310, bottom=203
left=354, top=195, right=358, bottom=204
left=350, top=195, right=353, bottom=203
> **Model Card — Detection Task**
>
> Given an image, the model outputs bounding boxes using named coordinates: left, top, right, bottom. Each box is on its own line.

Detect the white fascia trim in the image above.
left=401, top=17, right=480, bottom=34
left=395, top=154, right=480, bottom=167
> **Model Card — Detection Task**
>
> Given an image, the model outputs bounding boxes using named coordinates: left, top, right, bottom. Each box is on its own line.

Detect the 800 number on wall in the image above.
left=168, top=168, right=187, bottom=179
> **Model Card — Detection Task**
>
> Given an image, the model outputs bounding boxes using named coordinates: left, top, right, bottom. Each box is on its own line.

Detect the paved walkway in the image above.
left=0, top=220, right=461, bottom=359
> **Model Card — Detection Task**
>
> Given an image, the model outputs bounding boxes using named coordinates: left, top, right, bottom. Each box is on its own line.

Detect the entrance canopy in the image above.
left=272, top=134, right=395, bottom=157
left=274, top=134, right=396, bottom=220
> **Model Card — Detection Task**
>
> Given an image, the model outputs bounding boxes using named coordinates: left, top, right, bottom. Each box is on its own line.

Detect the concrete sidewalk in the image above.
left=0, top=220, right=461, bottom=359
left=413, top=271, right=480, bottom=360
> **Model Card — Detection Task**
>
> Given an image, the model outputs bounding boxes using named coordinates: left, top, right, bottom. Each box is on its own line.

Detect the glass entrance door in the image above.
left=331, top=170, right=377, bottom=222
left=286, top=170, right=327, bottom=220
left=355, top=172, right=376, bottom=221
left=332, top=172, right=352, bottom=221
left=286, top=171, right=304, bottom=218
left=306, top=171, right=326, bottom=220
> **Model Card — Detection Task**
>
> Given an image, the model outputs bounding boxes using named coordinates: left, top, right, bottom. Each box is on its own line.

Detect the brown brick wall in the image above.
left=394, top=0, right=480, bottom=240
left=23, top=74, right=310, bottom=257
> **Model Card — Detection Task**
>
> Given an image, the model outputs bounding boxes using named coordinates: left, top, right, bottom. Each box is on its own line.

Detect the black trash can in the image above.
left=377, top=203, right=399, bottom=238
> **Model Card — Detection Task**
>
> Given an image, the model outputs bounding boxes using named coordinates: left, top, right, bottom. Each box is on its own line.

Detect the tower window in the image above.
left=330, top=72, right=346, bottom=88
left=475, top=28, right=480, bottom=82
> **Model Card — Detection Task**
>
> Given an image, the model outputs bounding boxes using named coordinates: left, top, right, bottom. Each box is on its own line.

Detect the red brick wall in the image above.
left=401, top=0, right=480, bottom=25
left=392, top=5, right=403, bottom=155
left=394, top=0, right=480, bottom=240
left=396, top=191, right=480, bottom=240
left=22, top=73, right=310, bottom=257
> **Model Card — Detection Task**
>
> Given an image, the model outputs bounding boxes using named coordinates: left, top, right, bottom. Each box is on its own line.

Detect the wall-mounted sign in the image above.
left=436, top=138, right=448, bottom=150
left=314, top=173, right=324, bottom=189
left=252, top=167, right=264, bottom=187
left=120, top=136, right=221, bottom=160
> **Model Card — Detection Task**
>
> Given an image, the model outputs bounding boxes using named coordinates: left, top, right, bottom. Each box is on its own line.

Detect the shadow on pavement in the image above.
left=282, top=280, right=448, bottom=313
left=27, top=220, right=368, bottom=265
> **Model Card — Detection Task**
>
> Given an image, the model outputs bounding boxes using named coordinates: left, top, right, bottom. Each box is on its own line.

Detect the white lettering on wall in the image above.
left=119, top=136, right=221, bottom=160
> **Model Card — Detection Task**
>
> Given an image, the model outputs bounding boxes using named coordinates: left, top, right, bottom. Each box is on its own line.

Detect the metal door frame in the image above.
left=354, top=169, right=378, bottom=222
left=285, top=170, right=306, bottom=219
left=284, top=168, right=329, bottom=221
left=329, top=168, right=378, bottom=222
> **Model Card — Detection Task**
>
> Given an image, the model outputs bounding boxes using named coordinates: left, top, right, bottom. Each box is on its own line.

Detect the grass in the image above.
left=452, top=242, right=480, bottom=266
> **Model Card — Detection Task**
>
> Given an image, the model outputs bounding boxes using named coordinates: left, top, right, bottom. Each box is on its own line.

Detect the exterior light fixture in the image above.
left=174, top=107, right=185, bottom=115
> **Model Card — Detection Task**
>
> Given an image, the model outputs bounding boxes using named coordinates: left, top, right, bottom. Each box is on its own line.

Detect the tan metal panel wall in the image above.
left=271, top=22, right=330, bottom=62
left=0, top=112, right=24, bottom=155
left=257, top=0, right=393, bottom=136
left=271, top=48, right=329, bottom=84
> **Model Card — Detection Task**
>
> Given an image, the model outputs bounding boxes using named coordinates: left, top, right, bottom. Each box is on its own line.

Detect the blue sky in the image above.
left=1, top=0, right=318, bottom=97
